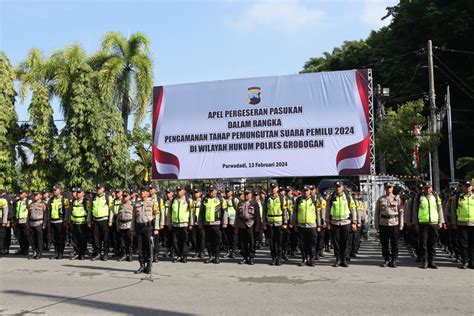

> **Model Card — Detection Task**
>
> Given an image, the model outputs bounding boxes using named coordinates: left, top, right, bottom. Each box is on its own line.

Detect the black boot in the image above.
left=214, top=253, right=220, bottom=264
left=333, top=259, right=340, bottom=267
left=380, top=259, right=389, bottom=267
left=340, top=260, right=349, bottom=268
left=270, top=257, right=276, bottom=266
left=420, top=260, right=428, bottom=269
left=276, top=256, right=282, bottom=266
left=389, top=258, right=398, bottom=268
left=135, top=263, right=145, bottom=274
left=460, top=261, right=468, bottom=269
left=144, top=262, right=152, bottom=274
left=428, top=261, right=438, bottom=269
left=204, top=252, right=212, bottom=264
left=118, top=254, right=126, bottom=262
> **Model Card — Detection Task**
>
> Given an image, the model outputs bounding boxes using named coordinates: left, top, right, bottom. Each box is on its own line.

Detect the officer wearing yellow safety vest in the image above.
left=292, top=185, right=321, bottom=267
left=149, top=184, right=164, bottom=263
left=160, top=189, right=174, bottom=258
left=198, top=185, right=228, bottom=264
left=27, top=192, right=47, bottom=260
left=13, top=189, right=30, bottom=255
left=0, top=189, right=10, bottom=257
left=191, top=188, right=205, bottom=258
left=87, top=183, right=112, bottom=261
left=412, top=181, right=444, bottom=269
left=326, top=181, right=358, bottom=268
left=312, top=186, right=327, bottom=260
left=69, top=188, right=89, bottom=260
left=450, top=180, right=474, bottom=269
left=262, top=182, right=288, bottom=266
left=167, top=186, right=193, bottom=263
left=224, top=187, right=239, bottom=258
left=285, top=186, right=299, bottom=257
left=47, top=184, right=70, bottom=260
left=110, top=188, right=123, bottom=258
left=280, top=186, right=291, bottom=261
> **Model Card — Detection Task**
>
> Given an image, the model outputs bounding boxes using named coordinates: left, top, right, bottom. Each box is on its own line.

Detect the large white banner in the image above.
left=152, top=69, right=372, bottom=180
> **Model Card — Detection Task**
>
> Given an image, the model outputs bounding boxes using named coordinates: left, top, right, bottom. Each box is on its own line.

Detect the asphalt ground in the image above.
left=1, top=239, right=473, bottom=315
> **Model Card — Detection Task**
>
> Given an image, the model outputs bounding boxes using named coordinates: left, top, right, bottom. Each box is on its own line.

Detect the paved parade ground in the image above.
left=1, top=241, right=473, bottom=315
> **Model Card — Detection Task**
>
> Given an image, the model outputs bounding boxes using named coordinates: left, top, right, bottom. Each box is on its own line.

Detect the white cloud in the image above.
left=361, top=0, right=396, bottom=28
left=227, top=0, right=326, bottom=33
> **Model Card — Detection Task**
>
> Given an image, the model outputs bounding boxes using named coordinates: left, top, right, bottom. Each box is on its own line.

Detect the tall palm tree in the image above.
left=94, top=32, right=153, bottom=131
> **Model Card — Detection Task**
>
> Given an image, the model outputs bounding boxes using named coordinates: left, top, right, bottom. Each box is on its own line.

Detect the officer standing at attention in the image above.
left=199, top=185, right=227, bottom=264
left=450, top=180, right=474, bottom=269
left=13, top=190, right=30, bottom=255
left=167, top=186, right=193, bottom=263
left=412, top=181, right=444, bottom=269
left=313, top=186, right=327, bottom=260
left=88, top=184, right=112, bottom=261
left=27, top=192, right=47, bottom=260
left=326, top=181, right=358, bottom=267
left=110, top=188, right=123, bottom=258
left=0, top=189, right=10, bottom=256
left=235, top=190, right=260, bottom=265
left=70, top=188, right=89, bottom=260
left=191, top=188, right=205, bottom=258
left=134, top=186, right=159, bottom=274
left=262, top=183, right=288, bottom=266
left=224, top=188, right=239, bottom=258
left=48, top=184, right=70, bottom=260
left=375, top=182, right=404, bottom=268
left=116, top=191, right=134, bottom=262
left=292, top=185, right=320, bottom=267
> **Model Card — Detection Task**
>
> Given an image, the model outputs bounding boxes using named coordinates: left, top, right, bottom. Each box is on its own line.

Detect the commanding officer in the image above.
left=116, top=191, right=134, bottom=262
left=413, top=181, right=444, bottom=269
left=48, top=185, right=69, bottom=259
left=0, top=189, right=10, bottom=256
left=88, top=184, right=112, bottom=261
left=375, top=182, right=404, bottom=268
left=110, top=188, right=123, bottom=257
left=199, top=185, right=227, bottom=264
left=27, top=192, right=47, bottom=259
left=224, top=188, right=239, bottom=258
left=13, top=190, right=30, bottom=255
left=235, top=190, right=260, bottom=265
left=451, top=180, right=474, bottom=269
left=191, top=188, right=205, bottom=258
left=167, top=186, right=193, bottom=263
left=134, top=186, right=159, bottom=274
left=292, top=185, right=320, bottom=267
left=262, top=182, right=288, bottom=266
left=70, top=188, right=89, bottom=260
left=326, top=181, right=358, bottom=268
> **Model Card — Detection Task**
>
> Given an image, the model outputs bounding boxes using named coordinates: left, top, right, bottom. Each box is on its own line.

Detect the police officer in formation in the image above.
left=27, top=192, right=47, bottom=259
left=70, top=188, right=89, bottom=260
left=167, top=186, right=193, bottom=263
left=235, top=189, right=260, bottom=265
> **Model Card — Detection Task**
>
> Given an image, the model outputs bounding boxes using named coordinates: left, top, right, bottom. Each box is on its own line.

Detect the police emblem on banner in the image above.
left=247, top=87, right=261, bottom=105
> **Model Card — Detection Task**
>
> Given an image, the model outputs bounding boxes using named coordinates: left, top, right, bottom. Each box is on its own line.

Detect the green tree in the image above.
left=51, top=44, right=129, bottom=189
left=94, top=32, right=153, bottom=131
left=456, top=157, right=474, bottom=180
left=129, top=125, right=152, bottom=186
left=16, top=48, right=58, bottom=190
left=0, top=52, right=19, bottom=191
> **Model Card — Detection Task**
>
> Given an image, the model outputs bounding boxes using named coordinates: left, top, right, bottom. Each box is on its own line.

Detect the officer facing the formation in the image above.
left=412, top=181, right=444, bottom=269
left=116, top=191, right=134, bottom=262
left=375, top=182, right=404, bottom=268
left=451, top=180, right=474, bottom=269
left=27, top=192, right=47, bottom=260
left=224, top=188, right=239, bottom=258
left=167, top=186, right=193, bottom=263
left=13, top=190, right=30, bottom=255
left=199, top=185, right=227, bottom=264
left=48, top=184, right=70, bottom=260
left=326, top=181, right=358, bottom=267
left=70, top=188, right=89, bottom=260
left=134, top=186, right=159, bottom=274
left=88, top=183, right=112, bottom=261
left=262, top=182, right=288, bottom=266
left=0, top=189, right=10, bottom=256
left=235, top=190, right=260, bottom=265
left=292, top=185, right=320, bottom=267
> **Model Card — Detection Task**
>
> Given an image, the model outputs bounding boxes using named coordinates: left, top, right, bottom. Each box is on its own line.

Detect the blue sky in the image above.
left=0, top=0, right=397, bottom=129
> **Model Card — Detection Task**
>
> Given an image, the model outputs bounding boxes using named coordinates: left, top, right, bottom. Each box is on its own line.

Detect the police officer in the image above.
left=286, top=186, right=298, bottom=257
left=27, top=192, right=47, bottom=259
left=375, top=182, right=404, bottom=268
left=292, top=185, right=320, bottom=267
left=134, top=186, right=159, bottom=274
left=412, top=181, right=444, bottom=269
left=190, top=188, right=205, bottom=258
left=224, top=188, right=238, bottom=258
left=13, top=190, right=30, bottom=255
left=116, top=191, right=134, bottom=262
left=313, top=186, right=327, bottom=260
left=167, top=186, right=193, bottom=263
left=41, top=190, right=51, bottom=252
left=48, top=184, right=70, bottom=260
left=149, top=184, right=164, bottom=263
left=262, top=183, right=288, bottom=266
left=110, top=188, right=123, bottom=257
left=0, top=189, right=10, bottom=256
left=199, top=185, right=227, bottom=264
left=326, top=181, right=357, bottom=267
left=451, top=180, right=474, bottom=269
left=280, top=186, right=291, bottom=261
left=88, top=184, right=112, bottom=261
left=160, top=189, right=174, bottom=258
left=69, top=188, right=89, bottom=260
left=235, top=190, right=260, bottom=265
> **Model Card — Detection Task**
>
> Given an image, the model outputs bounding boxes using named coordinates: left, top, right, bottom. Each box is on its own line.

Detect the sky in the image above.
left=0, top=0, right=398, bottom=130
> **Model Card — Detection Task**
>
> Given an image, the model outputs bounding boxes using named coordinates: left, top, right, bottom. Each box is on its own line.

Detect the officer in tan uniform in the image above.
left=116, top=191, right=134, bottom=262
left=27, top=192, right=47, bottom=259
left=375, top=182, right=404, bottom=268
left=235, top=190, right=260, bottom=265
left=0, top=189, right=10, bottom=256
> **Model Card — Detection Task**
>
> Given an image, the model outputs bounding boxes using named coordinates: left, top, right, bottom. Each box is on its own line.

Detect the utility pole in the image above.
left=446, top=85, right=455, bottom=182
left=427, top=40, right=440, bottom=191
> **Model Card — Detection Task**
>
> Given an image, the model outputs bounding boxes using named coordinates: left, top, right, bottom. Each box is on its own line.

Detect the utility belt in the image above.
left=30, top=218, right=43, bottom=222
left=331, top=216, right=350, bottom=221
left=93, top=216, right=108, bottom=221
left=135, top=221, right=152, bottom=227
left=119, top=219, right=132, bottom=223
left=381, top=214, right=398, bottom=219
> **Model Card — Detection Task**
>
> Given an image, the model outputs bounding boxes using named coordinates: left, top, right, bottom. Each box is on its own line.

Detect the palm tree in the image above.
left=94, top=32, right=153, bottom=131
